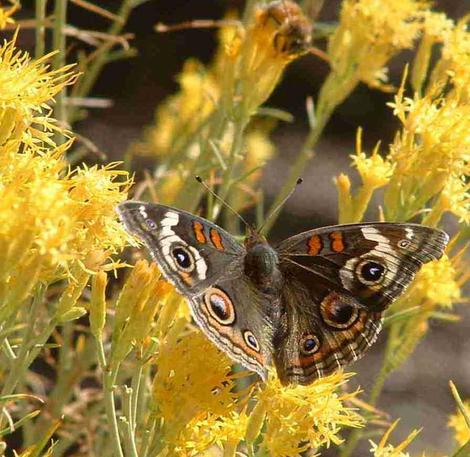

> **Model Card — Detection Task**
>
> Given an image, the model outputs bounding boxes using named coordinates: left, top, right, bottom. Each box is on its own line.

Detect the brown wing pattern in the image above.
left=273, top=223, right=448, bottom=384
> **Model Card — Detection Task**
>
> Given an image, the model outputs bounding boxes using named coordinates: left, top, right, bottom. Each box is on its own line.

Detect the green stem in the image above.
left=35, top=0, right=47, bottom=58
left=123, top=387, right=139, bottom=457
left=340, top=326, right=398, bottom=457
left=96, top=337, right=124, bottom=457
left=0, top=320, right=56, bottom=429
left=140, top=417, right=157, bottom=457
left=211, top=117, right=248, bottom=221
left=130, top=363, right=143, bottom=430
left=263, top=111, right=330, bottom=234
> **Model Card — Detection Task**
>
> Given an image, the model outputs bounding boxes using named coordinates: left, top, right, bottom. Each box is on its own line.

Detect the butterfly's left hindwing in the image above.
left=117, top=201, right=244, bottom=296
left=273, top=222, right=448, bottom=385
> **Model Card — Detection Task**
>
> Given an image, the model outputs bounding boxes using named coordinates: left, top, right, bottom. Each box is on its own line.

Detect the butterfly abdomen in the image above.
left=244, top=243, right=282, bottom=294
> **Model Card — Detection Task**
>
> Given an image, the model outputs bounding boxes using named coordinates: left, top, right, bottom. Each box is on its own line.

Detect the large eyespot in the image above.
left=320, top=292, right=359, bottom=330
left=356, top=259, right=386, bottom=285
left=204, top=288, right=236, bottom=325
left=243, top=330, right=260, bottom=352
left=170, top=245, right=194, bottom=272
left=300, top=334, right=320, bottom=356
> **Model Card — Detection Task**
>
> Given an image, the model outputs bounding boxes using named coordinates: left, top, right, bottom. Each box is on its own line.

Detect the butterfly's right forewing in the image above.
left=117, top=201, right=244, bottom=296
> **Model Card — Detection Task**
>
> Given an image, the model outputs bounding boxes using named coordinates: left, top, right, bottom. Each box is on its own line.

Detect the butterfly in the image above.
left=117, top=201, right=448, bottom=385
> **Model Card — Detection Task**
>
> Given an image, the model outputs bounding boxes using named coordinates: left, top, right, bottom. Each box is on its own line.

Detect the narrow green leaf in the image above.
left=450, top=381, right=470, bottom=429
left=256, top=107, right=294, bottom=123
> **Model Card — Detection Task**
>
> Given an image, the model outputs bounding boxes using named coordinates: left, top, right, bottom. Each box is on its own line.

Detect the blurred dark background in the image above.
left=12, top=0, right=470, bottom=455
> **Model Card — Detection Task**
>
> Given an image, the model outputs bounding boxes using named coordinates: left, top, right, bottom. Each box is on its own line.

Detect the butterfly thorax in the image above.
left=244, top=237, right=282, bottom=295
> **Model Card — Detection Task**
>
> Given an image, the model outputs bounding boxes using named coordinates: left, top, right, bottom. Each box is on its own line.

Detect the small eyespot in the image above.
left=204, top=288, right=235, bottom=325
left=171, top=245, right=194, bottom=272
left=356, top=259, right=386, bottom=285
left=398, top=239, right=411, bottom=249
left=145, top=219, right=157, bottom=230
left=243, top=330, right=260, bottom=352
left=320, top=292, right=360, bottom=330
left=300, top=334, right=320, bottom=356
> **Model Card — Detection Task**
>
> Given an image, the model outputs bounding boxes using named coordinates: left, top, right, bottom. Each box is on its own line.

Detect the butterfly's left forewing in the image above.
left=276, top=222, right=449, bottom=312
left=273, top=222, right=448, bottom=384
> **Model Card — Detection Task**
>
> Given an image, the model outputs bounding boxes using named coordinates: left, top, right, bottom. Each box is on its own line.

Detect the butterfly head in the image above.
left=244, top=227, right=268, bottom=249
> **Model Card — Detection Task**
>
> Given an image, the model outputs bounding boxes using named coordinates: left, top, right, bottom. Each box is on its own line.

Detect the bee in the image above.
left=156, top=0, right=328, bottom=62
left=258, top=1, right=313, bottom=56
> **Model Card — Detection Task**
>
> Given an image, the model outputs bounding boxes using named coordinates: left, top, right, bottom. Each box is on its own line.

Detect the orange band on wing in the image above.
left=307, top=234, right=322, bottom=255
left=193, top=221, right=207, bottom=244
left=210, top=228, right=224, bottom=251
left=330, top=231, right=345, bottom=253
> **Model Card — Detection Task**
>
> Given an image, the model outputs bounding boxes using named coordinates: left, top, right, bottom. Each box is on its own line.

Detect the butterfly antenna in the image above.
left=258, top=177, right=303, bottom=235
left=195, top=176, right=251, bottom=230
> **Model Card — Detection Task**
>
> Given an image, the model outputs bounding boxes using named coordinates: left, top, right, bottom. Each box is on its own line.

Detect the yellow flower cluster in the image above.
left=336, top=14, right=470, bottom=226
left=148, top=328, right=363, bottom=456
left=254, top=373, right=364, bottom=456
left=152, top=330, right=242, bottom=451
left=109, top=260, right=174, bottom=365
left=448, top=400, right=470, bottom=447
left=0, top=37, right=76, bottom=150
left=317, top=0, right=428, bottom=125
left=411, top=255, right=461, bottom=308
left=385, top=74, right=470, bottom=223
left=0, top=39, right=132, bottom=325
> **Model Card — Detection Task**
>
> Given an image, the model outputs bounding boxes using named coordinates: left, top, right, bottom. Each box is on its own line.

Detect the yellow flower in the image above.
left=429, top=17, right=470, bottom=100
left=0, top=36, right=76, bottom=149
left=133, top=59, right=219, bottom=158
left=152, top=330, right=242, bottom=444
left=317, top=0, right=428, bottom=124
left=0, top=141, right=132, bottom=322
left=172, top=410, right=250, bottom=457
left=336, top=128, right=394, bottom=223
left=331, top=0, right=427, bottom=90
left=254, top=371, right=364, bottom=456
left=245, top=126, right=276, bottom=175
left=0, top=1, right=18, bottom=30
left=110, top=260, right=173, bottom=365
left=369, top=421, right=420, bottom=457
left=412, top=255, right=461, bottom=308
left=448, top=400, right=470, bottom=447
left=352, top=145, right=395, bottom=190
left=438, top=176, right=470, bottom=224
left=0, top=40, right=132, bottom=326
left=411, top=11, right=454, bottom=92
left=385, top=18, right=469, bottom=221
left=384, top=68, right=470, bottom=221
